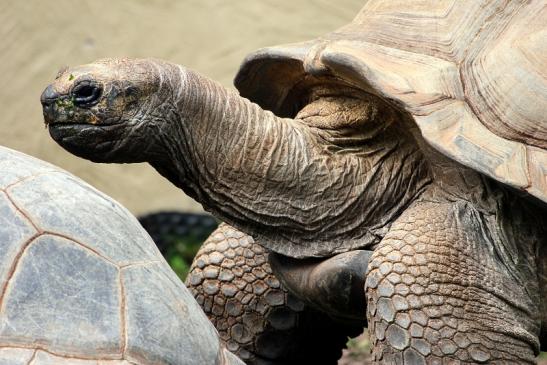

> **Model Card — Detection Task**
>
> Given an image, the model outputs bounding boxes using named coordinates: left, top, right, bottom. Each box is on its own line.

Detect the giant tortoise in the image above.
left=41, top=0, right=546, bottom=363
left=0, top=145, right=243, bottom=365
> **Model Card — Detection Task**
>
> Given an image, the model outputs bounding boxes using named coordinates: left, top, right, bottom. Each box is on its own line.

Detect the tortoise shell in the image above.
left=0, top=146, right=242, bottom=364
left=235, top=0, right=547, bottom=203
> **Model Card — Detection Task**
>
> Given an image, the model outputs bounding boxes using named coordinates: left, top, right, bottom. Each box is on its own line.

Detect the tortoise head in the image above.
left=41, top=58, right=170, bottom=162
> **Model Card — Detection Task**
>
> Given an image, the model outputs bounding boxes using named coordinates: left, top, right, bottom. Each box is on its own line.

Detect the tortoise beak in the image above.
left=40, top=85, right=61, bottom=124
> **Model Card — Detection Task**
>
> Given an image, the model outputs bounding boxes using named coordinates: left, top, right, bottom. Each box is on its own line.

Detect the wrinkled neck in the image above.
left=151, top=70, right=319, bottom=220
left=150, top=68, right=431, bottom=258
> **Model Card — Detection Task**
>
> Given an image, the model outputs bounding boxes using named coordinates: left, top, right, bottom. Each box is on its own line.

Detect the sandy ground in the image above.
left=0, top=0, right=363, bottom=215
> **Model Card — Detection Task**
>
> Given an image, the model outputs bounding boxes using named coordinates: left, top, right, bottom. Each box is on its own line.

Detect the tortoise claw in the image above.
left=268, top=250, right=372, bottom=322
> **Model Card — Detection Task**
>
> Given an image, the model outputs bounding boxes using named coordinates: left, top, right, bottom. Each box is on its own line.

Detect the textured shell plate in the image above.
left=0, top=146, right=240, bottom=364
left=235, top=0, right=547, bottom=204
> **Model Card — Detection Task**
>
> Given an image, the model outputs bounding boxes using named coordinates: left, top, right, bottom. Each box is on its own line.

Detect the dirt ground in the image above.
left=338, top=332, right=372, bottom=365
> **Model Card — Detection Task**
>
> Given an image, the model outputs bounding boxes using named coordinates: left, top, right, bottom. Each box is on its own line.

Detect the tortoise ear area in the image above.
left=124, top=85, right=139, bottom=98
left=120, top=85, right=140, bottom=110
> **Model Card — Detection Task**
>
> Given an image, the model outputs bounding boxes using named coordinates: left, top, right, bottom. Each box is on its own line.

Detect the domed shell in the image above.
left=235, top=0, right=547, bottom=203
left=0, top=146, right=243, bottom=364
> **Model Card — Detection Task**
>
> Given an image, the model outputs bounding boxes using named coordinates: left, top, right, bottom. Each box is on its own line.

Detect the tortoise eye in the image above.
left=72, top=81, right=103, bottom=107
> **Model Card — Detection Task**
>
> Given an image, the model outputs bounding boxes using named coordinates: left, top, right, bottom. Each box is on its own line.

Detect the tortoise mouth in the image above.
left=48, top=122, right=121, bottom=141
left=48, top=123, right=127, bottom=162
left=49, top=121, right=107, bottom=131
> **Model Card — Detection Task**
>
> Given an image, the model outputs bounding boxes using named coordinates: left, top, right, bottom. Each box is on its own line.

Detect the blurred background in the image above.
left=0, top=0, right=363, bottom=215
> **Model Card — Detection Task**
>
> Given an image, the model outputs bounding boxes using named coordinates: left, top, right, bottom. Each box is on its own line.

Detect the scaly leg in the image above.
left=366, top=200, right=542, bottom=364
left=187, top=223, right=359, bottom=364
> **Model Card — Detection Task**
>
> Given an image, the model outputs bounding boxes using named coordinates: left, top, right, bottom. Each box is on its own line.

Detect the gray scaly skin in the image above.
left=41, top=58, right=547, bottom=364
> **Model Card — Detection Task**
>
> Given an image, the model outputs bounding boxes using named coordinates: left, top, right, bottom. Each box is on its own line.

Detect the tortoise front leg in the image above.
left=366, top=200, right=542, bottom=364
left=186, top=223, right=360, bottom=365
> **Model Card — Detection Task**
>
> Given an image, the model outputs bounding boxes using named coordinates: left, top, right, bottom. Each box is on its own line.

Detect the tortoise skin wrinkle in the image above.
left=41, top=1, right=547, bottom=363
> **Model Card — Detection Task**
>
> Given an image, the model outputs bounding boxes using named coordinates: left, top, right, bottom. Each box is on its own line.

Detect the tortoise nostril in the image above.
left=72, top=82, right=102, bottom=107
